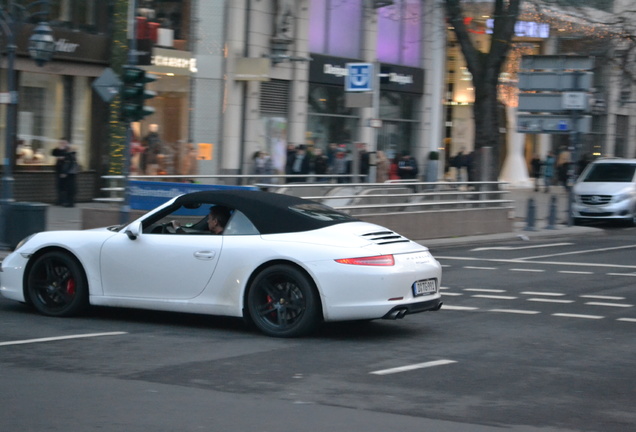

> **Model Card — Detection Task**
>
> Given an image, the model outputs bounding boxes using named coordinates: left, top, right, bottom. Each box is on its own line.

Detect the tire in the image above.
left=26, top=251, right=88, bottom=317
left=246, top=264, right=320, bottom=337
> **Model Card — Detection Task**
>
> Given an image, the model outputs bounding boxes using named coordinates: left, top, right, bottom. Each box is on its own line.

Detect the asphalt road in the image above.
left=1, top=225, right=634, bottom=432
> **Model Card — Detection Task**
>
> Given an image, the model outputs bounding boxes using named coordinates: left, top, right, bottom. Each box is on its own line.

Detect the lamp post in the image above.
left=0, top=1, right=55, bottom=249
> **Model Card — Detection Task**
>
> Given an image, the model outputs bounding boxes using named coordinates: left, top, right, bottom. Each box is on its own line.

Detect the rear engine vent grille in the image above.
left=361, top=230, right=410, bottom=245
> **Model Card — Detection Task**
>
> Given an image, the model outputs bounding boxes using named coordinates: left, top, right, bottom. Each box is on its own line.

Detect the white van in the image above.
left=572, top=158, right=636, bottom=225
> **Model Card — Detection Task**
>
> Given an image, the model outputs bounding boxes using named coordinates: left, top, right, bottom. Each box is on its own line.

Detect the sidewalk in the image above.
left=0, top=186, right=602, bottom=258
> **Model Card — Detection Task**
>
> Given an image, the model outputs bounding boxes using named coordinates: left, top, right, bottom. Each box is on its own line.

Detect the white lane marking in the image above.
left=436, top=256, right=636, bottom=270
left=607, top=272, right=636, bottom=277
left=527, top=298, right=575, bottom=304
left=585, top=302, right=633, bottom=308
left=370, top=359, right=457, bottom=375
left=443, top=305, right=478, bottom=311
left=471, top=243, right=573, bottom=252
left=522, top=291, right=565, bottom=297
left=0, top=332, right=128, bottom=347
left=617, top=318, right=636, bottom=323
left=488, top=309, right=541, bottom=315
left=441, top=292, right=463, bottom=296
left=559, top=270, right=594, bottom=275
left=581, top=295, right=625, bottom=300
left=552, top=313, right=604, bottom=320
left=510, top=268, right=545, bottom=273
left=472, top=295, right=518, bottom=300
left=519, top=244, right=636, bottom=261
left=464, top=266, right=497, bottom=270
left=464, top=288, right=506, bottom=293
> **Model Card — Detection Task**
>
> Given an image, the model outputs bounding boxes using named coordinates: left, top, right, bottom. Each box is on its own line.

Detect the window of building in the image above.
left=377, top=91, right=417, bottom=159
left=307, top=84, right=359, bottom=150
left=309, top=0, right=363, bottom=58
left=45, top=0, right=109, bottom=34
left=377, top=0, right=421, bottom=67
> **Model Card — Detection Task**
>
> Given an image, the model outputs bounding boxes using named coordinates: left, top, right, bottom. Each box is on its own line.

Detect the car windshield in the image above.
left=582, top=163, right=636, bottom=183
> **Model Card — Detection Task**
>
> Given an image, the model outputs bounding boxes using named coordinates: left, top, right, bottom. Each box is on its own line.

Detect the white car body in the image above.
left=572, top=158, right=636, bottom=225
left=0, top=190, right=442, bottom=337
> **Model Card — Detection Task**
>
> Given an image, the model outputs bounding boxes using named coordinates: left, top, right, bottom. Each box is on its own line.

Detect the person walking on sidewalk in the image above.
left=543, top=151, right=556, bottom=193
left=531, top=154, right=543, bottom=192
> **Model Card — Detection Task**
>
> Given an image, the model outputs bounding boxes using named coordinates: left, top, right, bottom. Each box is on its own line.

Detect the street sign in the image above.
left=345, top=63, right=373, bottom=92
left=92, top=68, right=122, bottom=103
left=520, top=55, right=594, bottom=71
left=562, top=92, right=588, bottom=110
left=518, top=71, right=593, bottom=91
left=517, top=114, right=592, bottom=134
left=518, top=93, right=590, bottom=112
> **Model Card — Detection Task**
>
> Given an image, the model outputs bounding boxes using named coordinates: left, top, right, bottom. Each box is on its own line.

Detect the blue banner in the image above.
left=129, top=181, right=258, bottom=210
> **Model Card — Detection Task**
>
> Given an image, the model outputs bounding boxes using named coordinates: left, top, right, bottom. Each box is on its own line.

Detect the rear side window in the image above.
left=289, top=203, right=356, bottom=222
left=582, top=163, right=636, bottom=183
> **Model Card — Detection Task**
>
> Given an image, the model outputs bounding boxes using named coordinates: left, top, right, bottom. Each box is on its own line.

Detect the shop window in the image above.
left=46, top=0, right=108, bottom=34
left=308, top=85, right=358, bottom=149
left=136, top=0, right=191, bottom=50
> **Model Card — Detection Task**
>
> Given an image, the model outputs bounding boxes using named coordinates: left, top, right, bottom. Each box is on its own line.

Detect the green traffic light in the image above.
left=119, top=66, right=158, bottom=122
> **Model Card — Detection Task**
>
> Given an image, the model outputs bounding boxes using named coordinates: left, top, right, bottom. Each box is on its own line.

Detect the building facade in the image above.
left=0, top=0, right=112, bottom=202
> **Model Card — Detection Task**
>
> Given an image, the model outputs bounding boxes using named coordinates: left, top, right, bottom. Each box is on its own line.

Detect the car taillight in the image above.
left=335, top=255, right=395, bottom=266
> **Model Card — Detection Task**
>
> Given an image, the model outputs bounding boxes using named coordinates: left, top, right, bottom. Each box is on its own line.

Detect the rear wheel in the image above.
left=26, top=251, right=88, bottom=317
left=247, top=265, right=320, bottom=337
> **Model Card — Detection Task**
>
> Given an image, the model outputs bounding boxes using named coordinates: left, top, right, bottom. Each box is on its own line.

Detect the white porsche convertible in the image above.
left=0, top=190, right=442, bottom=337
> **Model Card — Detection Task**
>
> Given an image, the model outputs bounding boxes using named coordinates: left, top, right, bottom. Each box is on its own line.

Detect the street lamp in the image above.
left=0, top=2, right=55, bottom=249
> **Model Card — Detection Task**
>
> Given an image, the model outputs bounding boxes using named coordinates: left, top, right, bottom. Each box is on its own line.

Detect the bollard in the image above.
left=524, top=197, right=536, bottom=231
left=545, top=195, right=558, bottom=230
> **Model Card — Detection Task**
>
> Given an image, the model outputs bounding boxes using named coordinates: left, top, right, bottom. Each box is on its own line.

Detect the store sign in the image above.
left=310, top=54, right=423, bottom=94
left=150, top=48, right=198, bottom=75
left=486, top=19, right=550, bottom=39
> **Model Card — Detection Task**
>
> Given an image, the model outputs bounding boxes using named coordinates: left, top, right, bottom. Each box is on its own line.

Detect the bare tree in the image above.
left=444, top=0, right=522, bottom=179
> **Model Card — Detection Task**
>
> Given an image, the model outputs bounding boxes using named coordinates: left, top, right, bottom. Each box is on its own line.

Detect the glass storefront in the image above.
left=307, top=84, right=359, bottom=150
left=3, top=71, right=92, bottom=170
left=377, top=91, right=417, bottom=159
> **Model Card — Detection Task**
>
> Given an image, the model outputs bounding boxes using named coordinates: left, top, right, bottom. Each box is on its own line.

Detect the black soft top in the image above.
left=173, top=189, right=357, bottom=234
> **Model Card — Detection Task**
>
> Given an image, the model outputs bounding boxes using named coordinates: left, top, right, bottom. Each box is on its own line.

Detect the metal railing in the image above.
left=97, top=175, right=513, bottom=216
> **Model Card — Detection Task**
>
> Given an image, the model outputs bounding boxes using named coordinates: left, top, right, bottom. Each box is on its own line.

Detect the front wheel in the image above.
left=26, top=251, right=88, bottom=317
left=246, top=265, right=320, bottom=337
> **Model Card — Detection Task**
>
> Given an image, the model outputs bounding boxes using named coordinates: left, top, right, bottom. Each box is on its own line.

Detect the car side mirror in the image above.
left=125, top=221, right=143, bottom=240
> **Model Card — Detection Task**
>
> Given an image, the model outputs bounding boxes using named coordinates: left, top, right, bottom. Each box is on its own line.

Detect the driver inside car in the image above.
left=171, top=205, right=232, bottom=235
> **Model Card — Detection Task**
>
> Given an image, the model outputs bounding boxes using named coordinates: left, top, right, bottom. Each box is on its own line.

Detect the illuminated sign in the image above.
left=486, top=19, right=550, bottom=39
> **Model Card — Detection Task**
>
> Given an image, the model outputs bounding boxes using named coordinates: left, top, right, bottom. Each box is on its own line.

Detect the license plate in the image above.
left=413, top=279, right=437, bottom=296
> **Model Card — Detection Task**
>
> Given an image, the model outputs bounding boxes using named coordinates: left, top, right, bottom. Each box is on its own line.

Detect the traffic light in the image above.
left=120, top=66, right=157, bottom=122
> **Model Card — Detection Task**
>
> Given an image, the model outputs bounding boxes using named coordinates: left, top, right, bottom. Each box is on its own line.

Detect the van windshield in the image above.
left=582, top=163, right=636, bottom=183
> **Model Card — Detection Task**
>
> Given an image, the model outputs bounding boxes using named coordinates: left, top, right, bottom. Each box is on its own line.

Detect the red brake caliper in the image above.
left=66, top=278, right=76, bottom=296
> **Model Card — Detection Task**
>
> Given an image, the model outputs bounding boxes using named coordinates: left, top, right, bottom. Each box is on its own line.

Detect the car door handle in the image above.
left=193, top=251, right=216, bottom=260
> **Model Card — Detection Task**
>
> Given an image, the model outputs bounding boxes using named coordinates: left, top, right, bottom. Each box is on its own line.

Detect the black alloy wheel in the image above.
left=26, top=251, right=88, bottom=317
left=247, top=264, right=320, bottom=337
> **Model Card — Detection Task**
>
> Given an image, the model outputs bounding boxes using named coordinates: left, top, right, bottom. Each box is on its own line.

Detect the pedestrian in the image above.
left=375, top=150, right=390, bottom=183
left=531, top=154, right=542, bottom=192
left=312, top=147, right=329, bottom=181
left=397, top=152, right=418, bottom=179
left=51, top=138, right=77, bottom=206
left=543, top=151, right=556, bottom=193
left=142, top=124, right=162, bottom=175
left=358, top=143, right=370, bottom=182
left=288, top=145, right=311, bottom=182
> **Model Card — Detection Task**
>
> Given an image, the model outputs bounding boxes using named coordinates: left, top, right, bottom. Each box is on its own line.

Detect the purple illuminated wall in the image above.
left=309, top=0, right=422, bottom=66
left=309, top=0, right=362, bottom=58
left=377, top=0, right=421, bottom=67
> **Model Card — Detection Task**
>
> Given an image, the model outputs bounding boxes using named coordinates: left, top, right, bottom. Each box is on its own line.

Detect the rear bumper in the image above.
left=382, top=297, right=443, bottom=319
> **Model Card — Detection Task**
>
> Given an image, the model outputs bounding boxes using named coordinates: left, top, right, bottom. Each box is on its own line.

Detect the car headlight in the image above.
left=614, top=192, right=632, bottom=203
left=15, top=234, right=35, bottom=250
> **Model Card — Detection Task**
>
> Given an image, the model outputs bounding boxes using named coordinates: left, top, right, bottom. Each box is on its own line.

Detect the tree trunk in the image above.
left=444, top=0, right=521, bottom=181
